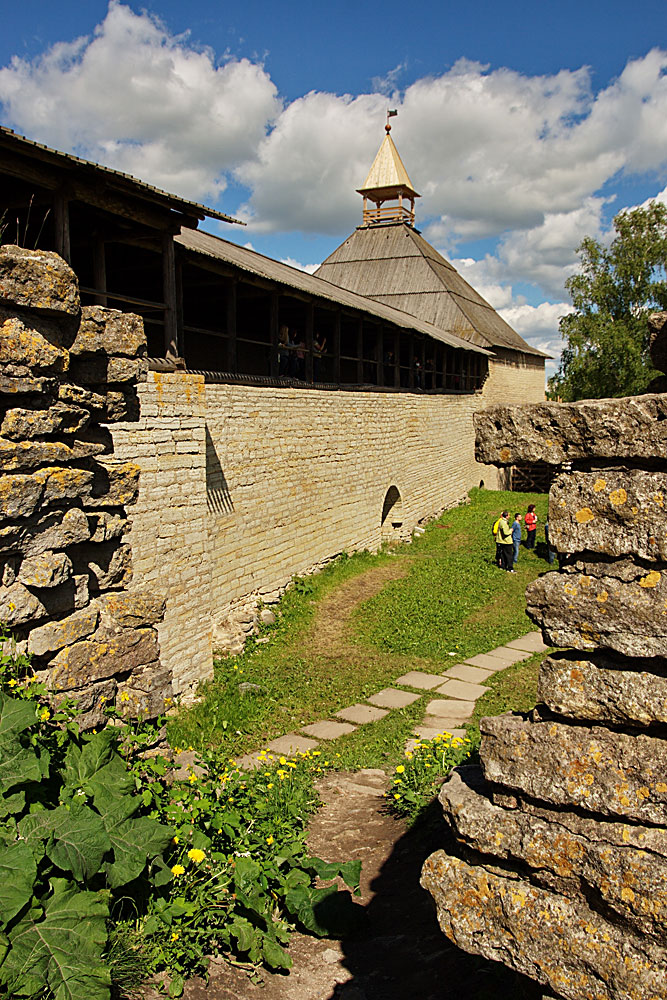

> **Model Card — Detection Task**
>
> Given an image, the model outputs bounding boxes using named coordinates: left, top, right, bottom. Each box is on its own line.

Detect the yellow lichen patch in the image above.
left=499, top=447, right=511, bottom=461
left=609, top=487, right=627, bottom=506
left=545, top=438, right=553, bottom=447
left=636, top=786, right=650, bottom=801
left=621, top=887, right=636, bottom=903
left=639, top=570, right=661, bottom=589
left=559, top=498, right=566, bottom=507
left=579, top=575, right=592, bottom=589
left=563, top=582, right=578, bottom=596
left=631, top=506, right=638, bottom=515
left=653, top=493, right=664, bottom=507
left=593, top=478, right=607, bottom=492
left=583, top=773, right=595, bottom=785
left=575, top=507, right=595, bottom=523
left=656, top=782, right=667, bottom=793
left=596, top=590, right=608, bottom=603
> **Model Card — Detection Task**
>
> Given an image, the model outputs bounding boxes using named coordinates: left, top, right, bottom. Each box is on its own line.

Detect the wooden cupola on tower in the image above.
left=357, top=118, right=420, bottom=227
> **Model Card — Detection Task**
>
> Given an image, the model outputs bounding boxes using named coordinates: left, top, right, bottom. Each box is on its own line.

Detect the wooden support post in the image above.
left=270, top=292, right=280, bottom=377
left=226, top=279, right=237, bottom=374
left=175, top=253, right=184, bottom=362
left=377, top=325, right=384, bottom=387
left=92, top=236, right=107, bottom=306
left=394, top=329, right=400, bottom=388
left=162, top=235, right=178, bottom=361
left=356, top=318, right=364, bottom=384
left=305, top=302, right=314, bottom=383
left=420, top=336, right=426, bottom=390
left=333, top=312, right=341, bottom=384
left=408, top=333, right=415, bottom=388
left=53, top=193, right=71, bottom=263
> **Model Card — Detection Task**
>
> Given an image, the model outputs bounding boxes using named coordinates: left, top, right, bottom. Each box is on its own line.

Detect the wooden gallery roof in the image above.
left=176, top=228, right=492, bottom=356
left=315, top=222, right=547, bottom=358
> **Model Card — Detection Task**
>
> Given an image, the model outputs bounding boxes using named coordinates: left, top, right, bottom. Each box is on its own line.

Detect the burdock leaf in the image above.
left=0, top=842, right=36, bottom=926
left=1, top=878, right=110, bottom=1000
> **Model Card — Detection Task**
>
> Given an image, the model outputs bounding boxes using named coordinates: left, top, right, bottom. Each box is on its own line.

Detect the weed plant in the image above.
left=387, top=732, right=474, bottom=822
left=0, top=631, right=361, bottom=1000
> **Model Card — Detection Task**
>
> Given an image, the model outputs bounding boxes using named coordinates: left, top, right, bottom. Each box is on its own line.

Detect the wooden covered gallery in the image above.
left=0, top=125, right=490, bottom=393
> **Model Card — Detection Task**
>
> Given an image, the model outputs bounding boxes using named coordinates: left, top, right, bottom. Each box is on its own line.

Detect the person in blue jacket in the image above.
left=511, top=513, right=523, bottom=567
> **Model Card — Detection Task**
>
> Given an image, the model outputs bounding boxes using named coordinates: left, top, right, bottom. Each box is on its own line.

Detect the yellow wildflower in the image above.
left=171, top=864, right=185, bottom=876
left=393, top=793, right=401, bottom=800
left=395, top=765, right=405, bottom=774
left=187, top=848, right=206, bottom=863
left=267, top=783, right=274, bottom=790
left=120, top=691, right=130, bottom=703
left=40, top=709, right=50, bottom=722
left=99, top=695, right=106, bottom=703
left=188, top=773, right=198, bottom=783
left=279, top=756, right=287, bottom=765
left=171, top=932, right=179, bottom=942
left=173, top=836, right=179, bottom=844
left=8, top=679, right=17, bottom=688
left=266, top=835, right=274, bottom=846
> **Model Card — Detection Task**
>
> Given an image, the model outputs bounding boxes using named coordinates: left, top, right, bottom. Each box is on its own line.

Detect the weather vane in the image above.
left=386, top=109, right=398, bottom=132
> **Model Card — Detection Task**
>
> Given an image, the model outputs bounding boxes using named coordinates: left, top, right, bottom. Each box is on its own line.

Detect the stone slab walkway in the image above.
left=238, top=631, right=547, bottom=769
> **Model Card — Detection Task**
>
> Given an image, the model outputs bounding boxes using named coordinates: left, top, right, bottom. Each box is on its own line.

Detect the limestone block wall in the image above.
left=110, top=373, right=212, bottom=696
left=0, top=246, right=170, bottom=727
left=113, top=376, right=498, bottom=696
left=422, top=383, right=667, bottom=1000
left=482, top=349, right=546, bottom=406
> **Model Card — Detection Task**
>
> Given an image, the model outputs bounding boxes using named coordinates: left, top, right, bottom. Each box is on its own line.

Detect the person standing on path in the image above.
left=525, top=503, right=538, bottom=549
left=511, top=513, right=522, bottom=566
left=497, top=511, right=514, bottom=572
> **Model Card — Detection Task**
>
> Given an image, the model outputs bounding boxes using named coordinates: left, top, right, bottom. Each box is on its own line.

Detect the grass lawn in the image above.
left=167, top=487, right=551, bottom=765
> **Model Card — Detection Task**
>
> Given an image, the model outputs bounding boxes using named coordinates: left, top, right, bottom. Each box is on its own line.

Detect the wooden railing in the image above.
left=362, top=205, right=415, bottom=225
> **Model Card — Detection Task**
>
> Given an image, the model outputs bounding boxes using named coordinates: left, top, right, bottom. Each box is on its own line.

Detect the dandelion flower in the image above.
left=171, top=864, right=185, bottom=876
left=393, top=793, right=401, bottom=800
left=395, top=765, right=405, bottom=774
left=279, top=756, right=287, bottom=765
left=173, top=836, right=179, bottom=844
left=187, top=848, right=206, bottom=863
left=267, top=783, right=274, bottom=789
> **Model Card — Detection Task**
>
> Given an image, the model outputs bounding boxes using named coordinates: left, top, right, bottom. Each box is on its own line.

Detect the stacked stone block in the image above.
left=0, top=246, right=170, bottom=726
left=422, top=348, right=667, bottom=999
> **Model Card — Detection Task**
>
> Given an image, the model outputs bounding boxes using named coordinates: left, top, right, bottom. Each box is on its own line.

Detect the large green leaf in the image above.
left=103, top=814, right=173, bottom=889
left=0, top=737, right=42, bottom=794
left=19, top=805, right=111, bottom=882
left=0, top=842, right=36, bottom=926
left=0, top=790, right=25, bottom=820
left=0, top=695, right=38, bottom=739
left=86, top=756, right=136, bottom=809
left=284, top=884, right=365, bottom=938
left=0, top=878, right=110, bottom=1000
left=63, top=730, right=117, bottom=789
left=307, top=857, right=362, bottom=894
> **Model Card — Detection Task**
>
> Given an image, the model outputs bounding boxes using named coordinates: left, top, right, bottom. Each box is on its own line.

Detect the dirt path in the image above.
left=305, top=560, right=412, bottom=662
left=184, top=770, right=541, bottom=1000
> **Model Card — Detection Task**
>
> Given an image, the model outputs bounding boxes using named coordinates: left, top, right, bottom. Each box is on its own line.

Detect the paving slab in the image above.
left=414, top=723, right=467, bottom=740
left=445, top=664, right=495, bottom=684
left=484, top=646, right=531, bottom=665
left=336, top=703, right=388, bottom=724
left=236, top=752, right=263, bottom=771
left=266, top=733, right=319, bottom=755
left=425, top=699, right=476, bottom=720
left=436, top=678, right=488, bottom=701
left=368, top=688, right=421, bottom=709
left=301, top=720, right=356, bottom=740
left=464, top=652, right=511, bottom=671
left=394, top=670, right=449, bottom=690
left=504, top=631, right=548, bottom=653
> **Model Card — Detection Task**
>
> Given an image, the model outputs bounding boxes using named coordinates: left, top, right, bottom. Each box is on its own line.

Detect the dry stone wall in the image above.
left=0, top=246, right=170, bottom=727
left=422, top=347, right=667, bottom=999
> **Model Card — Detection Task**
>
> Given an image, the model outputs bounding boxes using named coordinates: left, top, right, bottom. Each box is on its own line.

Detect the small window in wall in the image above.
left=381, top=485, right=404, bottom=540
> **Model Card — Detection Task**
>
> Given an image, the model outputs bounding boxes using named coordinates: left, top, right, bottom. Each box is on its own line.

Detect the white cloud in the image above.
left=500, top=301, right=574, bottom=376
left=0, top=1, right=280, bottom=202
left=279, top=257, right=319, bottom=274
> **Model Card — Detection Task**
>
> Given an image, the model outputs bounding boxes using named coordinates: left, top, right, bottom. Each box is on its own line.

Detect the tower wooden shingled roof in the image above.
left=317, top=127, right=547, bottom=358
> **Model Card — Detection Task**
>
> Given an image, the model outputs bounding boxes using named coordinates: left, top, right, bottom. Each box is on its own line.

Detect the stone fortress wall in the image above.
left=422, top=323, right=667, bottom=1000
left=111, top=374, right=503, bottom=698
left=0, top=246, right=169, bottom=727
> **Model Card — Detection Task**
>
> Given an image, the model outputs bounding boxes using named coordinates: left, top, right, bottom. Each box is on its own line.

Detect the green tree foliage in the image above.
left=549, top=201, right=667, bottom=400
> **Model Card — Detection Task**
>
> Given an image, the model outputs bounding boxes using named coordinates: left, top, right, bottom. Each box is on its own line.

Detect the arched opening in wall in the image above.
left=381, top=486, right=404, bottom=540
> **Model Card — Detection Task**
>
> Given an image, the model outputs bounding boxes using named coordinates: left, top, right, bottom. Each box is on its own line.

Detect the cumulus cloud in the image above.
left=279, top=257, right=319, bottom=274
left=500, top=301, right=574, bottom=376
left=0, top=1, right=280, bottom=201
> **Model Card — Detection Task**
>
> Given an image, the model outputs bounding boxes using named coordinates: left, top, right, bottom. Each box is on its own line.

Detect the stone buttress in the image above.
left=0, top=246, right=171, bottom=726
left=422, top=318, right=667, bottom=1000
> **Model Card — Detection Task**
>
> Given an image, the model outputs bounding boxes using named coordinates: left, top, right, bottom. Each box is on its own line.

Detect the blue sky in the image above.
left=2, top=0, right=667, bottom=373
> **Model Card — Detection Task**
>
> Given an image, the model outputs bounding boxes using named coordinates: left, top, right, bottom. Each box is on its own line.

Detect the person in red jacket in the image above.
left=525, top=504, right=537, bottom=549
